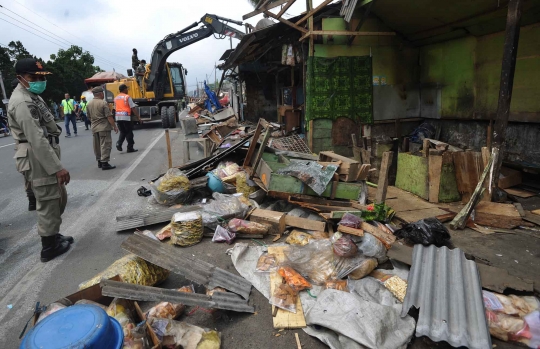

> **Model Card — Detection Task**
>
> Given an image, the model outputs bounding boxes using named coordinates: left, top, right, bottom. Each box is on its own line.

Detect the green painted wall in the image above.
left=420, top=23, right=540, bottom=121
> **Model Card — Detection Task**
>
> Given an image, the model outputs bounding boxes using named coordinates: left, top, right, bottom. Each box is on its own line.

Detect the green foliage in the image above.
left=0, top=41, right=101, bottom=108
left=360, top=203, right=395, bottom=223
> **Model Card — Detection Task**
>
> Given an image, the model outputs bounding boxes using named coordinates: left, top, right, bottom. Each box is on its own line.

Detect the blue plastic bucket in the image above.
left=20, top=304, right=124, bottom=349
left=206, top=172, right=225, bottom=193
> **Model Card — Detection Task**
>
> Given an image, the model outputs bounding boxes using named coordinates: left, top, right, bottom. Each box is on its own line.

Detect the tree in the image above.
left=7, top=41, right=31, bottom=61
left=0, top=41, right=33, bottom=101
left=42, top=45, right=101, bottom=103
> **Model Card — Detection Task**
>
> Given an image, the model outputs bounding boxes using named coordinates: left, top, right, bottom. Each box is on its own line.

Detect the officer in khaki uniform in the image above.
left=86, top=86, right=118, bottom=170
left=8, top=58, right=74, bottom=263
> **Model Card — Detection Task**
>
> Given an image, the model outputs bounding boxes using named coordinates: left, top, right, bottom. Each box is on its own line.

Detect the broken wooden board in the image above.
left=395, top=153, right=429, bottom=200
left=504, top=187, right=536, bottom=198
left=473, top=202, right=523, bottom=229
left=360, top=222, right=395, bottom=248
left=395, top=208, right=451, bottom=223
left=388, top=242, right=534, bottom=293
left=337, top=225, right=364, bottom=237
left=267, top=245, right=307, bottom=329
left=438, top=152, right=461, bottom=203
left=428, top=154, right=443, bottom=203
left=436, top=212, right=457, bottom=223
left=533, top=209, right=540, bottom=216
left=452, top=151, right=483, bottom=203
left=250, top=208, right=286, bottom=235
left=318, top=151, right=361, bottom=182
left=499, top=167, right=522, bottom=189
left=523, top=211, right=540, bottom=226
left=284, top=215, right=326, bottom=231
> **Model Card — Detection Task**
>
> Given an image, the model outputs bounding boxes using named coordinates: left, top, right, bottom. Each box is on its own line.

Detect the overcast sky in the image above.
left=0, top=0, right=328, bottom=92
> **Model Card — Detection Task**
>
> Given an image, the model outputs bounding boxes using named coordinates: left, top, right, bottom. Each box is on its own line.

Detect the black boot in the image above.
left=56, top=233, right=74, bottom=244
left=28, top=196, right=36, bottom=211
left=101, top=162, right=116, bottom=170
left=127, top=148, right=138, bottom=153
left=41, top=236, right=70, bottom=262
left=116, top=142, right=122, bottom=151
left=98, top=161, right=102, bottom=168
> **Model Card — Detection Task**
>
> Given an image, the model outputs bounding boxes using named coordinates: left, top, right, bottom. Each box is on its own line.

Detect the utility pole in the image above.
left=214, top=62, right=217, bottom=92
left=196, top=77, right=199, bottom=97
left=0, top=71, right=8, bottom=102
left=491, top=0, right=523, bottom=201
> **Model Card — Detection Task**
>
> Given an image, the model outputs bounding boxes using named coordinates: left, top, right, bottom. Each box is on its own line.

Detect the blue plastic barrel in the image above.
left=20, top=304, right=124, bottom=349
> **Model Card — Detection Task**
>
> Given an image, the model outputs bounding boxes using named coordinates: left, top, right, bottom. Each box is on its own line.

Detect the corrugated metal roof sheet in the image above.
left=122, top=233, right=252, bottom=300
left=340, top=0, right=358, bottom=22
left=401, top=245, right=491, bottom=349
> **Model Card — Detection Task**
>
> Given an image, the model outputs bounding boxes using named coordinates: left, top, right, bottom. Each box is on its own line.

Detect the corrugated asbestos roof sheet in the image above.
left=340, top=0, right=358, bottom=22
left=401, top=245, right=491, bottom=349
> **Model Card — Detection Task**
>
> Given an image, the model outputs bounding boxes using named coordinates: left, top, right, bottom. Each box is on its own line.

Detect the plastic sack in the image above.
left=36, top=302, right=67, bottom=324
left=107, top=298, right=136, bottom=338
left=227, top=218, right=268, bottom=235
left=212, top=162, right=241, bottom=180
left=256, top=253, right=278, bottom=273
left=203, top=192, right=249, bottom=220
left=278, top=266, right=312, bottom=292
left=338, top=213, right=363, bottom=229
left=141, top=230, right=158, bottom=241
left=170, top=211, right=203, bottom=247
left=270, top=283, right=297, bottom=313
left=483, top=290, right=540, bottom=317
left=357, top=233, right=388, bottom=263
left=286, top=231, right=313, bottom=246
left=332, top=234, right=358, bottom=257
left=78, top=254, right=169, bottom=290
left=236, top=172, right=258, bottom=199
left=212, top=225, right=236, bottom=244
left=486, top=309, right=527, bottom=342
left=325, top=279, right=349, bottom=292
left=393, top=217, right=451, bottom=246
left=149, top=168, right=192, bottom=205
left=146, top=285, right=194, bottom=320
left=148, top=318, right=220, bottom=348
left=124, top=321, right=148, bottom=349
left=525, top=311, right=540, bottom=349
left=156, top=223, right=173, bottom=241
left=284, top=239, right=341, bottom=285
left=335, top=255, right=378, bottom=280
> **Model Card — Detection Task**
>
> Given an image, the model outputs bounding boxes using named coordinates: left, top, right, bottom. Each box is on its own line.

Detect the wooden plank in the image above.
left=305, top=30, right=396, bottom=36
left=499, top=167, right=522, bottom=189
left=277, top=0, right=296, bottom=18
left=243, top=120, right=264, bottom=168
left=452, top=151, right=484, bottom=203
left=423, top=139, right=430, bottom=157
left=504, top=187, right=536, bottom=198
left=165, top=130, right=172, bottom=168
left=375, top=151, right=393, bottom=203
left=439, top=152, right=461, bottom=202
left=395, top=207, right=450, bottom=223
left=250, top=208, right=286, bottom=235
left=250, top=127, right=273, bottom=179
left=360, top=222, right=395, bottom=248
left=337, top=225, right=364, bottom=237
left=264, top=10, right=308, bottom=34
left=319, top=151, right=361, bottom=179
left=436, top=212, right=457, bottom=223
left=474, top=202, right=523, bottom=229
left=428, top=154, right=443, bottom=203
left=295, top=0, right=334, bottom=25
left=284, top=215, right=326, bottom=231
left=523, top=211, right=540, bottom=226
left=242, top=0, right=289, bottom=19
left=395, top=153, right=429, bottom=200
left=532, top=209, right=540, bottom=216
left=450, top=148, right=497, bottom=230
left=267, top=246, right=306, bottom=329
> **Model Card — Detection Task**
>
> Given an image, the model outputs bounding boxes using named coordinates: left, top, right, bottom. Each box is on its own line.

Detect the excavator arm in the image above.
left=148, top=14, right=245, bottom=99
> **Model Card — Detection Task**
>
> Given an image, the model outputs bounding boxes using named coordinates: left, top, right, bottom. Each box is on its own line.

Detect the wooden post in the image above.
left=423, top=138, right=430, bottom=157
left=165, top=129, right=172, bottom=168
left=491, top=0, right=523, bottom=201
left=428, top=154, right=443, bottom=203
left=375, top=151, right=393, bottom=203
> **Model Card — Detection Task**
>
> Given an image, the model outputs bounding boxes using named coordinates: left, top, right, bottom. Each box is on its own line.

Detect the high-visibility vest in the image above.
left=80, top=101, right=87, bottom=113
left=114, top=93, right=131, bottom=121
left=61, top=99, right=75, bottom=114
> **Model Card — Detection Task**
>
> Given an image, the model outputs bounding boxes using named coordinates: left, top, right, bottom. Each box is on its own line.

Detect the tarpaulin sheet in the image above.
left=229, top=243, right=415, bottom=349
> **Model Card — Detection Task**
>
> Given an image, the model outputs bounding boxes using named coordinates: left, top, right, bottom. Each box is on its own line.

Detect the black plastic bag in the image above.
left=393, top=218, right=451, bottom=246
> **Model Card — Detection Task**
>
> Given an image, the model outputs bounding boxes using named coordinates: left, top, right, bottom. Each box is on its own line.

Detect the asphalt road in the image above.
left=0, top=119, right=327, bottom=349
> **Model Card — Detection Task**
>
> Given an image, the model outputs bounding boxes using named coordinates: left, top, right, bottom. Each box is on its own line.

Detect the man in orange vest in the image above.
left=114, top=84, right=140, bottom=153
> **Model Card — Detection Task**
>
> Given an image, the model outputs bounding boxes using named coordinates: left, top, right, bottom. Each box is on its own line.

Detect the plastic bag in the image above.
left=256, top=253, right=278, bottom=273
left=36, top=302, right=67, bottom=324
left=148, top=318, right=220, bottom=348
left=203, top=192, right=249, bottom=219
left=486, top=309, right=527, bottom=342
left=124, top=321, right=148, bottom=349
left=393, top=217, right=451, bottom=246
left=170, top=211, right=203, bottom=247
left=357, top=233, right=388, bottom=263
left=236, top=172, right=258, bottom=199
left=525, top=311, right=540, bottom=348
left=285, top=231, right=313, bottom=246
left=212, top=162, right=241, bottom=180
left=156, top=223, right=173, bottom=241
left=149, top=168, right=192, bottom=205
left=74, top=299, right=108, bottom=311
left=278, top=266, right=312, bottom=292
left=270, top=283, right=297, bottom=313
left=79, top=254, right=169, bottom=290
left=227, top=218, right=268, bottom=235
left=325, top=279, right=349, bottom=292
left=338, top=213, right=363, bottom=229
left=483, top=291, right=540, bottom=317
left=146, top=285, right=194, bottom=320
left=370, top=270, right=408, bottom=302
left=141, top=230, right=158, bottom=241
left=332, top=234, right=358, bottom=257
left=212, top=225, right=236, bottom=244
left=284, top=239, right=341, bottom=285
left=335, top=255, right=378, bottom=280
left=107, top=298, right=135, bottom=337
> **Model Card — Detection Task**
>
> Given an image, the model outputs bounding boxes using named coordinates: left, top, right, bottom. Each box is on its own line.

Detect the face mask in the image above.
left=19, top=76, right=47, bottom=94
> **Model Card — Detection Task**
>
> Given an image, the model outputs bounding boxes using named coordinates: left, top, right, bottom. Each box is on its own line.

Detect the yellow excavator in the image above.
left=105, top=14, right=245, bottom=128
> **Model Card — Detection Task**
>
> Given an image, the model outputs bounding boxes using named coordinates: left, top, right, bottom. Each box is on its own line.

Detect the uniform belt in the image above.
left=17, top=140, right=28, bottom=143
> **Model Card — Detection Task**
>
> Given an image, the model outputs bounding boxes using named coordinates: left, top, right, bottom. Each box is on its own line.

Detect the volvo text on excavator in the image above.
left=104, top=14, right=244, bottom=128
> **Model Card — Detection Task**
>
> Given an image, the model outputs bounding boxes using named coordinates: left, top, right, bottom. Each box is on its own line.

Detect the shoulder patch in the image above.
left=28, top=105, right=40, bottom=120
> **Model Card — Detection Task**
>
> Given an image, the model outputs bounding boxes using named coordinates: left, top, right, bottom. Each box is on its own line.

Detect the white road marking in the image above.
left=0, top=142, right=15, bottom=148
